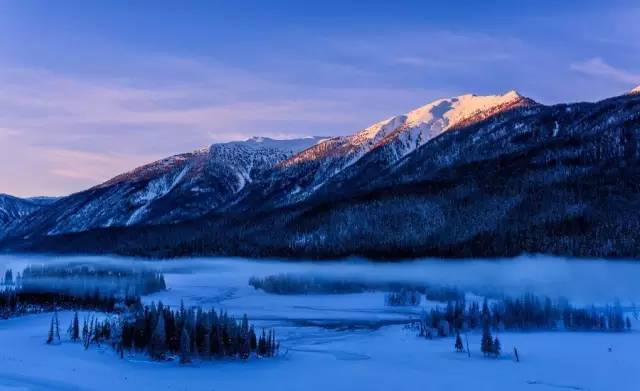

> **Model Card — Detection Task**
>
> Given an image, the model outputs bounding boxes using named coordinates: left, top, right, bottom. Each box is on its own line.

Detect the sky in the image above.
left=0, top=0, right=639, bottom=197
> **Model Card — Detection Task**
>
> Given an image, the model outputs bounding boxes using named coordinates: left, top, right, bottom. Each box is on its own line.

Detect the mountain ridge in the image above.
left=0, top=136, right=326, bottom=239
left=3, top=89, right=640, bottom=260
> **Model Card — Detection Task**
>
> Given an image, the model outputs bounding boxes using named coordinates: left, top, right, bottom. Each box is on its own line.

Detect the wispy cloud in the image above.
left=42, top=148, right=159, bottom=181
left=0, top=56, right=445, bottom=196
left=570, top=57, right=640, bottom=85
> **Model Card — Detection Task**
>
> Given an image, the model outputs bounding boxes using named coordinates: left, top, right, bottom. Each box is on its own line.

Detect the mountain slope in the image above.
left=0, top=194, right=46, bottom=230
left=1, top=137, right=326, bottom=239
left=244, top=91, right=537, bottom=208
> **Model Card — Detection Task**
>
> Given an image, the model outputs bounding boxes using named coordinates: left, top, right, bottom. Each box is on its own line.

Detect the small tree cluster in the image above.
left=249, top=274, right=464, bottom=303
left=562, top=302, right=628, bottom=331
left=480, top=320, right=500, bottom=357
left=419, top=295, right=632, bottom=338
left=0, top=287, right=141, bottom=319
left=249, top=274, right=369, bottom=295
left=0, top=263, right=162, bottom=319
left=20, top=264, right=166, bottom=297
left=385, top=290, right=421, bottom=306
left=55, top=304, right=279, bottom=364
left=119, top=301, right=278, bottom=361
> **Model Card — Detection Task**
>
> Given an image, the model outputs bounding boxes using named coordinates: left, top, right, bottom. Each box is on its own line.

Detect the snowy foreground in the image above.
left=1, top=254, right=639, bottom=390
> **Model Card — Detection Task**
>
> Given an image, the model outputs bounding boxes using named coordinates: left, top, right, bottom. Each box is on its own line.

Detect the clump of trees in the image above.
left=0, top=263, right=164, bottom=319
left=57, top=302, right=279, bottom=363
left=480, top=321, right=501, bottom=357
left=419, top=294, right=631, bottom=339
left=434, top=294, right=632, bottom=359
left=120, top=301, right=278, bottom=361
left=418, top=294, right=632, bottom=358
left=385, top=290, right=421, bottom=306
left=19, top=263, right=166, bottom=297
left=248, top=274, right=465, bottom=304
left=0, top=287, right=142, bottom=318
left=249, top=274, right=370, bottom=295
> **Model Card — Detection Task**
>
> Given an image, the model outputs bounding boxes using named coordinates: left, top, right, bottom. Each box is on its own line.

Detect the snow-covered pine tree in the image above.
left=54, top=311, right=61, bottom=343
left=455, top=332, right=464, bottom=352
left=481, top=320, right=493, bottom=356
left=150, top=313, right=166, bottom=360
left=482, top=298, right=490, bottom=321
left=249, top=326, right=257, bottom=351
left=82, top=318, right=89, bottom=347
left=46, top=311, right=61, bottom=345
left=493, top=337, right=501, bottom=357
left=47, top=314, right=55, bottom=344
left=258, top=329, right=267, bottom=356
left=4, top=269, right=13, bottom=285
left=239, top=314, right=251, bottom=359
left=180, top=328, right=191, bottom=364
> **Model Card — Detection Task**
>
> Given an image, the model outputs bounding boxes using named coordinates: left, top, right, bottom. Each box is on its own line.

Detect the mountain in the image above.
left=0, top=194, right=48, bottom=230
left=631, top=85, right=640, bottom=94
left=3, top=89, right=640, bottom=260
left=0, top=137, right=326, bottom=239
left=234, top=91, right=536, bottom=209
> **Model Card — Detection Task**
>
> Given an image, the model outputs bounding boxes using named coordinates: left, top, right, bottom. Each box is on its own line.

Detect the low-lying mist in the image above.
left=1, top=254, right=639, bottom=304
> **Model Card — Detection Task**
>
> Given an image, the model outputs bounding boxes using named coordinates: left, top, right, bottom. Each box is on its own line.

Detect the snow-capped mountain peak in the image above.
left=278, top=90, right=535, bottom=196
left=300, top=90, right=532, bottom=156
left=401, top=90, right=526, bottom=132
left=630, top=85, right=640, bottom=94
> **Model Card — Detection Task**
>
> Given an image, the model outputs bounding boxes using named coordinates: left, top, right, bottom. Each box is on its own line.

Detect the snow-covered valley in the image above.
left=0, top=255, right=638, bottom=390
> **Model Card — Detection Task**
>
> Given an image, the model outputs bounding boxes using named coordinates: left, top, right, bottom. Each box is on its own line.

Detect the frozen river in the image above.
left=0, top=254, right=639, bottom=390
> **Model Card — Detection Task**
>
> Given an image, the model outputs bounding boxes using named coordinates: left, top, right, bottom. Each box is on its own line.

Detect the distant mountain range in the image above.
left=2, top=87, right=640, bottom=259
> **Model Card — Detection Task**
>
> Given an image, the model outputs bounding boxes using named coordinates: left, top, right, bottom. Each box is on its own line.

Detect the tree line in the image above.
left=0, top=263, right=165, bottom=319
left=17, top=263, right=166, bottom=297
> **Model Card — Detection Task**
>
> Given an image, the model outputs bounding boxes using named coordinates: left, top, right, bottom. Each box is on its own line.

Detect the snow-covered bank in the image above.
left=0, top=254, right=639, bottom=390
left=0, top=312, right=637, bottom=391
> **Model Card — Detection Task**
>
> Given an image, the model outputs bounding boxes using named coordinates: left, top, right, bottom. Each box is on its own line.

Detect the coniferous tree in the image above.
left=481, top=320, right=493, bottom=356
left=46, top=311, right=61, bottom=345
left=179, top=328, right=191, bottom=364
left=71, top=312, right=80, bottom=341
left=455, top=332, right=464, bottom=353
left=47, top=314, right=55, bottom=344
left=249, top=326, right=257, bottom=351
left=493, top=337, right=501, bottom=357
left=4, top=269, right=13, bottom=285
left=82, top=318, right=89, bottom=348
left=54, top=310, right=61, bottom=343
left=150, top=312, right=166, bottom=360
left=258, top=329, right=267, bottom=356
left=202, top=332, right=211, bottom=360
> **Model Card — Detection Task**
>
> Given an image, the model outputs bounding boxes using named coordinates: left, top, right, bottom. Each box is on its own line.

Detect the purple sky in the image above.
left=1, top=1, right=639, bottom=197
